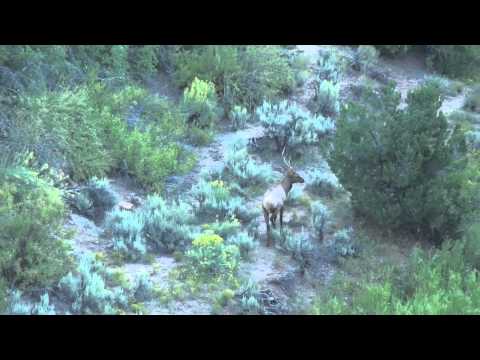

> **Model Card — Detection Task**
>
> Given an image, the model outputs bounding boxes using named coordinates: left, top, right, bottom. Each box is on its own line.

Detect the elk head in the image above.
left=282, top=147, right=304, bottom=185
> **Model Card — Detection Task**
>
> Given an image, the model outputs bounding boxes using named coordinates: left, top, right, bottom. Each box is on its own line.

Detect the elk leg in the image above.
left=280, top=207, right=284, bottom=231
left=263, top=207, right=271, bottom=247
left=271, top=212, right=277, bottom=229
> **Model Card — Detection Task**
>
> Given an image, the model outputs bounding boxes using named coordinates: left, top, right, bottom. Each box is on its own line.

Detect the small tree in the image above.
left=329, top=83, right=480, bottom=242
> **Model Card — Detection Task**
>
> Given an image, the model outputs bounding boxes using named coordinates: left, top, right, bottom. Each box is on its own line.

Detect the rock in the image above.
left=129, top=195, right=142, bottom=207
left=257, top=288, right=289, bottom=315
left=268, top=271, right=297, bottom=294
left=368, top=68, right=391, bottom=85
left=119, top=201, right=135, bottom=211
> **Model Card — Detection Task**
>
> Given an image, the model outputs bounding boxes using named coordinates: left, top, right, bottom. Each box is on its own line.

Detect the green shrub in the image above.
left=229, top=105, right=250, bottom=130
left=128, top=45, right=160, bottom=80
left=15, top=88, right=111, bottom=182
left=374, top=45, right=412, bottom=57
left=312, top=240, right=480, bottom=315
left=191, top=179, right=238, bottom=220
left=278, top=229, right=313, bottom=270
left=202, top=216, right=241, bottom=239
left=140, top=195, right=195, bottom=253
left=183, top=231, right=240, bottom=282
left=311, top=201, right=331, bottom=242
left=310, top=78, right=340, bottom=117
left=465, top=130, right=480, bottom=151
left=186, top=127, right=214, bottom=146
left=132, top=272, right=154, bottom=302
left=105, top=209, right=147, bottom=261
left=374, top=45, right=480, bottom=79
left=105, top=45, right=130, bottom=80
left=106, top=195, right=195, bottom=258
left=462, top=222, right=480, bottom=271
left=0, top=45, right=81, bottom=95
left=295, top=70, right=310, bottom=87
left=316, top=50, right=343, bottom=83
left=235, top=278, right=284, bottom=315
left=331, top=228, right=357, bottom=258
left=174, top=45, right=241, bottom=97
left=182, top=77, right=220, bottom=129
left=256, top=100, right=335, bottom=152
left=0, top=278, right=6, bottom=313
left=233, top=200, right=262, bottom=224
left=0, top=164, right=72, bottom=290
left=85, top=178, right=117, bottom=209
left=305, top=166, right=342, bottom=198
left=238, top=279, right=263, bottom=314
left=190, top=178, right=257, bottom=222
left=217, top=288, right=236, bottom=307
left=58, top=254, right=128, bottom=314
left=223, top=137, right=276, bottom=187
left=5, top=81, right=188, bottom=193
left=423, top=75, right=463, bottom=97
left=290, top=53, right=311, bottom=73
left=448, top=110, right=479, bottom=128
left=72, top=191, right=94, bottom=216
left=232, top=46, right=295, bottom=110
left=464, top=85, right=480, bottom=113
left=189, top=176, right=260, bottom=224
left=229, top=231, right=257, bottom=260
left=354, top=45, right=378, bottom=73
left=100, top=86, right=189, bottom=191
left=122, top=128, right=181, bottom=192
left=329, top=83, right=480, bottom=242
left=174, top=46, right=294, bottom=111
left=6, top=290, right=56, bottom=315
left=290, top=53, right=311, bottom=87
left=73, top=177, right=118, bottom=220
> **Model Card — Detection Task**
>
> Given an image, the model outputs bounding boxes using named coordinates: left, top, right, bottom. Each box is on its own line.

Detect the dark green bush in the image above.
left=6, top=81, right=190, bottom=192
left=121, top=128, right=182, bottom=192
left=0, top=163, right=72, bottom=290
left=128, top=45, right=160, bottom=80
left=462, top=222, right=480, bottom=271
left=183, top=231, right=240, bottom=282
left=312, top=240, right=480, bottom=315
left=236, top=46, right=295, bottom=110
left=374, top=45, right=412, bottom=57
left=329, top=83, right=480, bottom=242
left=173, top=45, right=295, bottom=112
left=73, top=177, right=118, bottom=220
left=426, top=45, right=480, bottom=79
left=0, top=278, right=6, bottom=313
left=174, top=45, right=241, bottom=98
left=181, top=77, right=220, bottom=145
left=464, top=85, right=480, bottom=113
left=14, top=88, right=111, bottom=181
left=373, top=45, right=480, bottom=79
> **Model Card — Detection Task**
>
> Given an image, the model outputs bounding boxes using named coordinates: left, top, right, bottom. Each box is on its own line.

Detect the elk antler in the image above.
left=282, top=145, right=293, bottom=170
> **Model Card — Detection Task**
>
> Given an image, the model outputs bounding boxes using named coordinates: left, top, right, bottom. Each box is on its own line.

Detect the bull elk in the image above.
left=262, top=148, right=304, bottom=247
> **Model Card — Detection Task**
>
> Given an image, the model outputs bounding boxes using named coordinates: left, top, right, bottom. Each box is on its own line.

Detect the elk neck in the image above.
left=281, top=177, right=293, bottom=195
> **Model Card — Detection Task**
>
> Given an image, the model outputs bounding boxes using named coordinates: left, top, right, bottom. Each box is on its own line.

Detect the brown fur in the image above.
left=262, top=168, right=304, bottom=246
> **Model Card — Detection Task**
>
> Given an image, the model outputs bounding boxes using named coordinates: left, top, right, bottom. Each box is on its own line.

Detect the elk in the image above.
left=262, top=148, right=304, bottom=247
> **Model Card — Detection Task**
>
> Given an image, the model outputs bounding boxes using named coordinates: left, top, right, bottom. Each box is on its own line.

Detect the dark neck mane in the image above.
left=281, top=177, right=292, bottom=194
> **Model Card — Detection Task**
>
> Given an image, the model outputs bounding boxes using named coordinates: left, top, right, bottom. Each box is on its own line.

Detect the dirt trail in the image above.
left=164, top=124, right=265, bottom=199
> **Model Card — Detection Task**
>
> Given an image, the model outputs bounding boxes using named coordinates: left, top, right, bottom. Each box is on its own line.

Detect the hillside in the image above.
left=1, top=45, right=480, bottom=315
